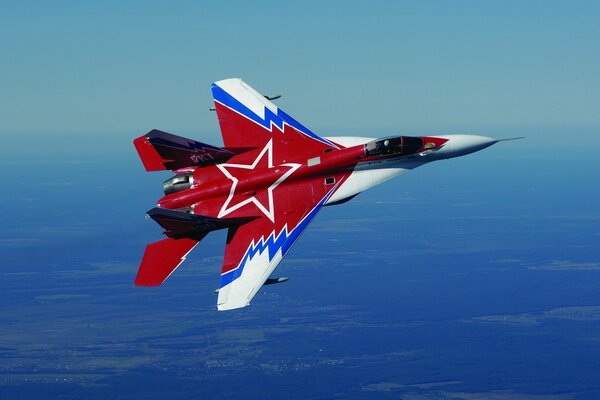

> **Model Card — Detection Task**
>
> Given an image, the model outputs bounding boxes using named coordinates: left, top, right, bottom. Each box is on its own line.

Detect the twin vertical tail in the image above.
left=133, top=129, right=236, bottom=172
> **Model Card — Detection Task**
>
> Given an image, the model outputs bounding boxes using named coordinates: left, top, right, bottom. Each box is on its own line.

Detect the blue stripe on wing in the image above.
left=219, top=186, right=337, bottom=288
left=211, top=83, right=337, bottom=148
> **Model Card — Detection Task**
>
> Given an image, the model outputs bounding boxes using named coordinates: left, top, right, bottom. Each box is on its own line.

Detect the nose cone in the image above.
left=434, top=135, right=497, bottom=159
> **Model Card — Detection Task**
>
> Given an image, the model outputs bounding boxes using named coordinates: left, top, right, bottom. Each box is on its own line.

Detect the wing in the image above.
left=216, top=180, right=342, bottom=311
left=211, top=78, right=342, bottom=165
left=209, top=78, right=351, bottom=311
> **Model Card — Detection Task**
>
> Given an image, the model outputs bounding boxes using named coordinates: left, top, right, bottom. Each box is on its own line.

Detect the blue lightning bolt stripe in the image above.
left=219, top=186, right=338, bottom=288
left=211, top=83, right=338, bottom=148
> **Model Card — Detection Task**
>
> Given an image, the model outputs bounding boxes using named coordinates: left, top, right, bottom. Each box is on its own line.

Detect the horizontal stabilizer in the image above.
left=148, top=207, right=255, bottom=239
left=135, top=237, right=199, bottom=286
left=133, top=129, right=237, bottom=171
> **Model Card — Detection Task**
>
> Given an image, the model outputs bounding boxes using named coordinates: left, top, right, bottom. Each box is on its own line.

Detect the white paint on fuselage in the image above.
left=327, top=136, right=373, bottom=147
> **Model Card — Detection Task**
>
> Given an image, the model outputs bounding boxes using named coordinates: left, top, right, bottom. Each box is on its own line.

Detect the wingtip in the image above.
left=217, top=301, right=250, bottom=311
left=212, top=77, right=242, bottom=87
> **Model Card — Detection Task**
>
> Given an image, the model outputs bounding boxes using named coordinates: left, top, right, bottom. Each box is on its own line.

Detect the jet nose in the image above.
left=435, top=135, right=497, bottom=159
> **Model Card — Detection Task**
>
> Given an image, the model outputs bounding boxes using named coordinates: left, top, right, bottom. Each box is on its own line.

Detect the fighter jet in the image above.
left=133, top=78, right=513, bottom=311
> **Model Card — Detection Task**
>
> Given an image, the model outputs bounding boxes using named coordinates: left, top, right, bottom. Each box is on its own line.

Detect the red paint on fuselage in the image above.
left=157, top=135, right=449, bottom=213
left=158, top=144, right=367, bottom=211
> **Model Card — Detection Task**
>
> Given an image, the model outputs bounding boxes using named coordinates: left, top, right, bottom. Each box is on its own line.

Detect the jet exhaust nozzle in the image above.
left=163, top=173, right=193, bottom=195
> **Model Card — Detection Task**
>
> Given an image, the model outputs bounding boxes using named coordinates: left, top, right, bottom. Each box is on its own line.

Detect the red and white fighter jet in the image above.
left=134, top=78, right=505, bottom=311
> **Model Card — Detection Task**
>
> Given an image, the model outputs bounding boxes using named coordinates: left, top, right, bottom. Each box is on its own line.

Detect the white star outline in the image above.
left=216, top=140, right=301, bottom=222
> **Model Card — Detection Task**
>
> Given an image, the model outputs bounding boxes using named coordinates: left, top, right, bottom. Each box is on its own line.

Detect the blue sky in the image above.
left=1, top=1, right=599, bottom=140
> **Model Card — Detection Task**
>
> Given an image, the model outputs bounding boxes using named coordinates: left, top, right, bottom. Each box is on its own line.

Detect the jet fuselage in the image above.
left=157, top=134, right=497, bottom=213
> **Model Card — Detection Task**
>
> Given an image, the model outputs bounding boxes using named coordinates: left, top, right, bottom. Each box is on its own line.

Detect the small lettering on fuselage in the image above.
left=190, top=153, right=215, bottom=163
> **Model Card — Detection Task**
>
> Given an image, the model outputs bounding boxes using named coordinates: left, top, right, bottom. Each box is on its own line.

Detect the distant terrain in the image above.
left=1, top=135, right=599, bottom=399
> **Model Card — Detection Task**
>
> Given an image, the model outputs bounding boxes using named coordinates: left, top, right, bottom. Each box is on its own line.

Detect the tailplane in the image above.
left=135, top=237, right=199, bottom=286
left=135, top=208, right=256, bottom=286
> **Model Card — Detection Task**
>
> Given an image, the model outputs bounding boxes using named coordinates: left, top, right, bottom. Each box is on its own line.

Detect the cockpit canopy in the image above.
left=364, top=136, right=424, bottom=157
